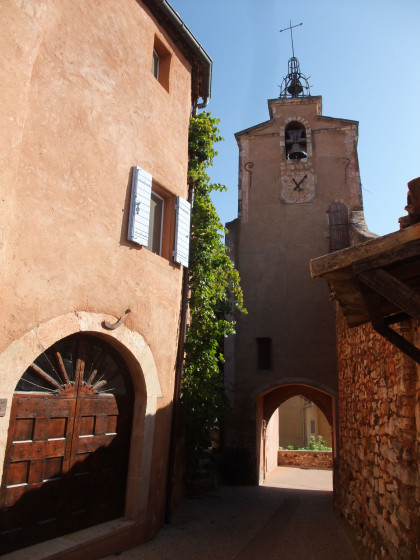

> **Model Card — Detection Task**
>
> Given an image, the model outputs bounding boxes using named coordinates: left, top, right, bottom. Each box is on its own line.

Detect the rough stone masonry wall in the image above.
left=335, top=309, right=419, bottom=560
left=278, top=450, right=333, bottom=469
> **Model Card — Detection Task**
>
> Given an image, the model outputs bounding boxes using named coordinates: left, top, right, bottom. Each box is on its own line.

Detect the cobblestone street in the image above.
left=102, top=467, right=360, bottom=560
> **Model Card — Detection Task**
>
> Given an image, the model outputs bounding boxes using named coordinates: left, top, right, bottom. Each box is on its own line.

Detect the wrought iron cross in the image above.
left=279, top=21, right=303, bottom=58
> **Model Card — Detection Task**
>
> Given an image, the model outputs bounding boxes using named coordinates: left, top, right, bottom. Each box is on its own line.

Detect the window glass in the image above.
left=147, top=192, right=164, bottom=254
left=152, top=50, right=159, bottom=79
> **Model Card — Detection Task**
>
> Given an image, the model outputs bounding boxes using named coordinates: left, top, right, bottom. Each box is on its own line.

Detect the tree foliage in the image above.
left=181, top=112, right=245, bottom=451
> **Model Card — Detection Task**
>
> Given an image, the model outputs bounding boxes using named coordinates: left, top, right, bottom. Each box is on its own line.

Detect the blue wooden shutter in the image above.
left=173, top=196, right=191, bottom=267
left=128, top=166, right=152, bottom=246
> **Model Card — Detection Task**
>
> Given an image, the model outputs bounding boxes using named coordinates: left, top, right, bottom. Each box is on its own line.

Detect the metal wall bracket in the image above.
left=103, top=309, right=131, bottom=330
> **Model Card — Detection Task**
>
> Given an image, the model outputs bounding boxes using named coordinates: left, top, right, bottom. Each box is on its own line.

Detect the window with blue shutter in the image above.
left=128, top=166, right=152, bottom=246
left=173, top=196, right=191, bottom=267
left=128, top=167, right=190, bottom=265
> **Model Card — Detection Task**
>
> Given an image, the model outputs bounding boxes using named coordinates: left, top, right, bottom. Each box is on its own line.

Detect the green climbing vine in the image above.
left=181, top=112, right=245, bottom=452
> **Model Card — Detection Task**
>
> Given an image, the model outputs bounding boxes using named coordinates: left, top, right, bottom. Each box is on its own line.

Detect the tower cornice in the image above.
left=268, top=96, right=322, bottom=118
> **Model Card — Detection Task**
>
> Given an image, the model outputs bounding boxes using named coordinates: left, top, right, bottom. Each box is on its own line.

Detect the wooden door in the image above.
left=0, top=334, right=133, bottom=553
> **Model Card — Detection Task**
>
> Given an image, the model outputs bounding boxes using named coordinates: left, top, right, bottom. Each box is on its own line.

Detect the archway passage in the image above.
left=258, top=383, right=336, bottom=482
left=0, top=333, right=133, bottom=553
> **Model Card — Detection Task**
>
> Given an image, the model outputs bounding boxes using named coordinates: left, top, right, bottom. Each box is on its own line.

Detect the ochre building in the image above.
left=0, top=1, right=211, bottom=558
left=224, top=56, right=376, bottom=480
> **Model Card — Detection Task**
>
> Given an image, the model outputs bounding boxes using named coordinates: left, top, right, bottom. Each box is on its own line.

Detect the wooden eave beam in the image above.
left=354, top=239, right=420, bottom=274
left=310, top=222, right=420, bottom=278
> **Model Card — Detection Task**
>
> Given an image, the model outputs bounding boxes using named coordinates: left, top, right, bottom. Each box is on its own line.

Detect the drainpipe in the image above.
left=302, top=402, right=314, bottom=447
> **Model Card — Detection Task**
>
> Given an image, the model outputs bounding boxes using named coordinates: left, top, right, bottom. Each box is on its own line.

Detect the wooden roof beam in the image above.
left=310, top=223, right=420, bottom=278
left=359, top=287, right=420, bottom=365
left=355, top=267, right=420, bottom=320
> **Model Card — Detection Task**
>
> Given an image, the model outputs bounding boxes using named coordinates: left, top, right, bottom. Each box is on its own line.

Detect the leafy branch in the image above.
left=182, top=112, right=245, bottom=452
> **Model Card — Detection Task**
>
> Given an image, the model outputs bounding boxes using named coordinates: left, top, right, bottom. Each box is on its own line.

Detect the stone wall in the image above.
left=335, top=309, right=419, bottom=560
left=278, top=450, right=333, bottom=469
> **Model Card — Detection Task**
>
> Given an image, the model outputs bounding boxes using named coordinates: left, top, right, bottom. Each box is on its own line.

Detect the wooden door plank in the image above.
left=1, top=396, right=76, bottom=516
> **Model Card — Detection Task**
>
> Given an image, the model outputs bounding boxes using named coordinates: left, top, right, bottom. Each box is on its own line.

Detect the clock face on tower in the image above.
left=280, top=170, right=316, bottom=204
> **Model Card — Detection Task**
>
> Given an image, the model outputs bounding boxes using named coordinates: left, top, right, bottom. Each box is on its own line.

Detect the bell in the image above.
left=287, top=77, right=303, bottom=96
left=288, top=143, right=307, bottom=160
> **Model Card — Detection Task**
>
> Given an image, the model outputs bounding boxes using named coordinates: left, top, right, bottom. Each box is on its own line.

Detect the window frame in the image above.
left=147, top=191, right=164, bottom=255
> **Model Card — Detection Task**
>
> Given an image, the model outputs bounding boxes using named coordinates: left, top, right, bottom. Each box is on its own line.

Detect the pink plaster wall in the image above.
left=0, top=1, right=191, bottom=364
left=0, top=0, right=195, bottom=553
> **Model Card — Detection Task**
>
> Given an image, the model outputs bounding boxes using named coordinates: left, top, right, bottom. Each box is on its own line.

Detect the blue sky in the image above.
left=170, top=0, right=420, bottom=236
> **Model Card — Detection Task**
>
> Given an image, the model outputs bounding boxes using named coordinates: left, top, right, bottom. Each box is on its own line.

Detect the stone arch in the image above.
left=0, top=311, right=161, bottom=522
left=255, top=379, right=337, bottom=482
left=261, top=383, right=335, bottom=425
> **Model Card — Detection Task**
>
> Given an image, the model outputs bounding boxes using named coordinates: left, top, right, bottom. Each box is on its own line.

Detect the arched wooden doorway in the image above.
left=0, top=333, right=134, bottom=553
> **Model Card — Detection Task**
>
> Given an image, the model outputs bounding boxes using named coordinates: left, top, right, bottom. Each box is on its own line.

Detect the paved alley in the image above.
left=102, top=467, right=361, bottom=560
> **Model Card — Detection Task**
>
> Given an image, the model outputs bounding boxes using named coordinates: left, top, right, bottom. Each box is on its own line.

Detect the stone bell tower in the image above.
left=224, top=28, right=375, bottom=481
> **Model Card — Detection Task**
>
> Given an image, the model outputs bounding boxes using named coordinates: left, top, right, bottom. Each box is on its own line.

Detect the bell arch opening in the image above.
left=285, top=121, right=307, bottom=160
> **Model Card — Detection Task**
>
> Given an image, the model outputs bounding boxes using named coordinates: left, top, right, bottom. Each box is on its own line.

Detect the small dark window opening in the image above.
left=285, top=122, right=307, bottom=160
left=152, top=36, right=171, bottom=92
left=257, top=338, right=272, bottom=371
